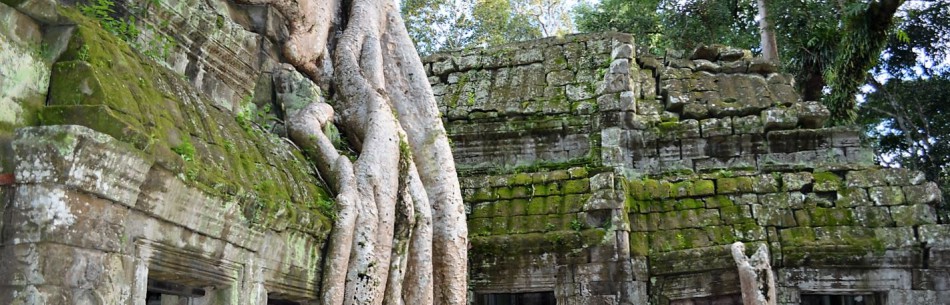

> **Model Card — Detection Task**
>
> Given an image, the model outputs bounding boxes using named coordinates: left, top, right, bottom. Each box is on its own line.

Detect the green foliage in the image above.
left=402, top=0, right=574, bottom=54
left=858, top=75, right=950, bottom=217
left=78, top=0, right=177, bottom=61
left=172, top=138, right=196, bottom=162
left=569, top=218, right=583, bottom=231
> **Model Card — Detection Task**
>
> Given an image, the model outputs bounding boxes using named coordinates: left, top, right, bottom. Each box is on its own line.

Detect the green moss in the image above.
left=716, top=178, right=739, bottom=194
left=562, top=179, right=590, bottom=194
left=692, top=179, right=715, bottom=196
left=38, top=8, right=335, bottom=233
left=813, top=171, right=844, bottom=192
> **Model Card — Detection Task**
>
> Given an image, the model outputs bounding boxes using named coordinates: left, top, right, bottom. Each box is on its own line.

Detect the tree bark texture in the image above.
left=248, top=0, right=469, bottom=304
left=756, top=0, right=779, bottom=62
left=731, top=242, right=777, bottom=305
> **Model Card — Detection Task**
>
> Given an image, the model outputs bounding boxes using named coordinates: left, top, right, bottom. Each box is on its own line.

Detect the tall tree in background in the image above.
left=403, top=0, right=575, bottom=55
left=576, top=0, right=909, bottom=125
left=858, top=1, right=950, bottom=216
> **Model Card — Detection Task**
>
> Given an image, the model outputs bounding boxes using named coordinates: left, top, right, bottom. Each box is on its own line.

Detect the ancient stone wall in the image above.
left=426, top=35, right=949, bottom=304
left=0, top=3, right=333, bottom=304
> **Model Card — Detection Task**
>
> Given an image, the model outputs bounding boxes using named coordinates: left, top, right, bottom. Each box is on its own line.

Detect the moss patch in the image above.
left=39, top=8, right=333, bottom=234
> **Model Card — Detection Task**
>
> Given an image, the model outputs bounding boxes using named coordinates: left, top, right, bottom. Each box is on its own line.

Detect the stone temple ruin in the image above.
left=0, top=1, right=947, bottom=305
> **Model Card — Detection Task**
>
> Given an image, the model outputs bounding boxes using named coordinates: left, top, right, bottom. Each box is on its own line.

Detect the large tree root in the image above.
left=731, top=242, right=777, bottom=305
left=270, top=0, right=467, bottom=304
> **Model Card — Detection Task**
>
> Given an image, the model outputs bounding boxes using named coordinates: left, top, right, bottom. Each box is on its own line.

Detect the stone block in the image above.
left=13, top=126, right=152, bottom=207
left=751, top=174, right=779, bottom=193
left=720, top=204, right=753, bottom=225
left=693, top=155, right=756, bottom=173
left=680, top=138, right=708, bottom=159
left=761, top=107, right=798, bottom=131
left=706, top=135, right=742, bottom=157
left=700, top=117, right=732, bottom=137
left=903, top=182, right=941, bottom=204
left=793, top=101, right=830, bottom=128
left=795, top=207, right=855, bottom=227
left=733, top=115, right=763, bottom=134
left=918, top=224, right=950, bottom=247
left=759, top=192, right=797, bottom=209
left=812, top=171, right=843, bottom=192
left=891, top=204, right=937, bottom=226
left=852, top=206, right=894, bottom=227
left=846, top=169, right=888, bottom=188
left=693, top=59, right=721, bottom=73
left=753, top=204, right=797, bottom=227
left=836, top=187, right=872, bottom=208
left=781, top=172, right=813, bottom=191
left=869, top=186, right=905, bottom=206
left=767, top=129, right=830, bottom=153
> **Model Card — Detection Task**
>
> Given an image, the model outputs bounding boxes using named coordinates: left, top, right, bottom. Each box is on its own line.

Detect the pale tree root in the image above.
left=265, top=0, right=464, bottom=303
left=731, top=242, right=777, bottom=305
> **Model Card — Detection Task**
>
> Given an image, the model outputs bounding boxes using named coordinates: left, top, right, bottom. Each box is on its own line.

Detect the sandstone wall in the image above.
left=0, top=3, right=333, bottom=304
left=426, top=35, right=949, bottom=304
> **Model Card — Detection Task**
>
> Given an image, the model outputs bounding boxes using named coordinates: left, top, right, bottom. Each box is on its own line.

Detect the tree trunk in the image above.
left=757, top=0, right=779, bottom=62
left=252, top=0, right=468, bottom=304
left=731, top=242, right=777, bottom=305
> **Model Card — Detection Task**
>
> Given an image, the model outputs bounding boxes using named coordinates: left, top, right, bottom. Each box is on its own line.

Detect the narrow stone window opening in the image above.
left=801, top=293, right=882, bottom=305
left=267, top=294, right=305, bottom=305
left=145, top=279, right=206, bottom=305
left=475, top=291, right=556, bottom=305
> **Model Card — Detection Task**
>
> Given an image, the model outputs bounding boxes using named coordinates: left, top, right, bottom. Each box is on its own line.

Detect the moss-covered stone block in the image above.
left=526, top=198, right=547, bottom=215
left=494, top=200, right=515, bottom=217
left=643, top=179, right=671, bottom=200
left=675, top=198, right=705, bottom=210
left=836, top=187, right=871, bottom=207
left=491, top=217, right=509, bottom=235
left=717, top=177, right=739, bottom=194
left=511, top=172, right=533, bottom=185
left=846, top=169, right=887, bottom=188
left=562, top=178, right=591, bottom=194
left=471, top=187, right=495, bottom=202
left=903, top=182, right=941, bottom=205
left=706, top=226, right=737, bottom=244
left=852, top=206, right=894, bottom=227
left=531, top=183, right=550, bottom=196
left=564, top=194, right=589, bottom=212
left=495, top=187, right=514, bottom=200
left=510, top=199, right=528, bottom=216
left=733, top=220, right=766, bottom=241
left=524, top=215, right=550, bottom=233
left=568, top=166, right=589, bottom=178
left=752, top=174, right=779, bottom=193
left=779, top=227, right=817, bottom=247
left=692, top=179, right=716, bottom=196
left=868, top=186, right=905, bottom=206
left=781, top=172, right=813, bottom=191
left=720, top=204, right=752, bottom=224
left=468, top=218, right=493, bottom=236
left=704, top=195, right=735, bottom=208
left=508, top=216, right=530, bottom=234
left=670, top=180, right=692, bottom=198
left=629, top=231, right=650, bottom=256
left=753, top=204, right=797, bottom=227
left=813, top=171, right=843, bottom=192
left=891, top=204, right=937, bottom=226
left=471, top=203, right=494, bottom=219
left=798, top=207, right=855, bottom=226
left=881, top=168, right=926, bottom=186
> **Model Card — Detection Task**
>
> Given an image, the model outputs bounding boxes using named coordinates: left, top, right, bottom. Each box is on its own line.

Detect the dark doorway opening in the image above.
left=145, top=279, right=206, bottom=305
left=801, top=293, right=882, bottom=305
left=476, top=291, right=556, bottom=305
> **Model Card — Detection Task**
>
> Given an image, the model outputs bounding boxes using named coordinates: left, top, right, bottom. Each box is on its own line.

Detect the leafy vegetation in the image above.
left=78, top=0, right=177, bottom=61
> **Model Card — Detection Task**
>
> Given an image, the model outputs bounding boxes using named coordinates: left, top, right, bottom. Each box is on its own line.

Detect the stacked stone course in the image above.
left=427, top=34, right=948, bottom=304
